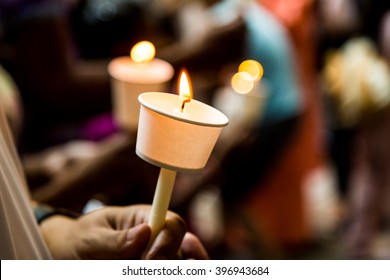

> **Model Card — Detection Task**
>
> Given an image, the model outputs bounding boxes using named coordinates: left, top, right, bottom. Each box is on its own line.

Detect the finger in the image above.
left=181, top=232, right=209, bottom=260
left=144, top=213, right=187, bottom=260
left=86, top=223, right=151, bottom=259
left=106, top=205, right=150, bottom=230
left=121, top=223, right=151, bottom=259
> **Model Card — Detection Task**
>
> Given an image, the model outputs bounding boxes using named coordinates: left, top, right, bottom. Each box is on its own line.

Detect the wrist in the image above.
left=39, top=214, right=79, bottom=259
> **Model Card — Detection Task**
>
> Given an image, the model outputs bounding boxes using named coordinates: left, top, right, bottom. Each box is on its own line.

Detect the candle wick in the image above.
left=181, top=99, right=191, bottom=113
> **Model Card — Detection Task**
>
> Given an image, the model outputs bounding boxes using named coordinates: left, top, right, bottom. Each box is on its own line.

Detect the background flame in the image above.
left=130, top=41, right=156, bottom=63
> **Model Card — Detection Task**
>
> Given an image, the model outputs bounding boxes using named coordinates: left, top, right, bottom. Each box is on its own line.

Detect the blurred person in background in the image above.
left=0, top=0, right=110, bottom=153
left=157, top=0, right=327, bottom=259
left=318, top=0, right=390, bottom=259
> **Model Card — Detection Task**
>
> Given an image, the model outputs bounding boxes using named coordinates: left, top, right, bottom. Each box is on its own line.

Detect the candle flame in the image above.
left=178, top=69, right=193, bottom=100
left=130, top=41, right=156, bottom=63
left=178, top=69, right=192, bottom=112
left=238, top=60, right=264, bottom=81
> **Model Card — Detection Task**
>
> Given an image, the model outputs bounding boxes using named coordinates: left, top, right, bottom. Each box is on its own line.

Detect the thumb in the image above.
left=181, top=232, right=209, bottom=260
left=119, top=223, right=151, bottom=259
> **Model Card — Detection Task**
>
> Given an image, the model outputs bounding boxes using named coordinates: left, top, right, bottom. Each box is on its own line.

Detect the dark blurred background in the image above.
left=1, top=0, right=390, bottom=260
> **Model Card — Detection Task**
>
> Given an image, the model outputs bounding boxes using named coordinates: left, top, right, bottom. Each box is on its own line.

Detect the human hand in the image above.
left=40, top=204, right=208, bottom=260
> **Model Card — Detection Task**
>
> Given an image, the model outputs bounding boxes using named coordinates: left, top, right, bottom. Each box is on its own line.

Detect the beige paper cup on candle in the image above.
left=108, top=57, right=174, bottom=132
left=136, top=92, right=229, bottom=172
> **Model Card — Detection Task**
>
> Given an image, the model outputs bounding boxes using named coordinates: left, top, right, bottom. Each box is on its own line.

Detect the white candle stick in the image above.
left=148, top=168, right=177, bottom=243
left=142, top=167, right=176, bottom=259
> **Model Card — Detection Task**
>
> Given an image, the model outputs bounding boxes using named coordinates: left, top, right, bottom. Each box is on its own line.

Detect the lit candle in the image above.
left=108, top=41, right=174, bottom=132
left=136, top=70, right=229, bottom=251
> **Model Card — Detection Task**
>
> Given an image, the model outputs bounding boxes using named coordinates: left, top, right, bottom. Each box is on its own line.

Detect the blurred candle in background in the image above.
left=108, top=41, right=174, bottom=132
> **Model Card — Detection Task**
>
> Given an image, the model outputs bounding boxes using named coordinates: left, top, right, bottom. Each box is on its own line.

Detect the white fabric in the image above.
left=0, top=103, right=52, bottom=259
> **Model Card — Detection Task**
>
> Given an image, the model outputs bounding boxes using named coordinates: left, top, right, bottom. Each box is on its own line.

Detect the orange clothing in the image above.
left=241, top=0, right=325, bottom=248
